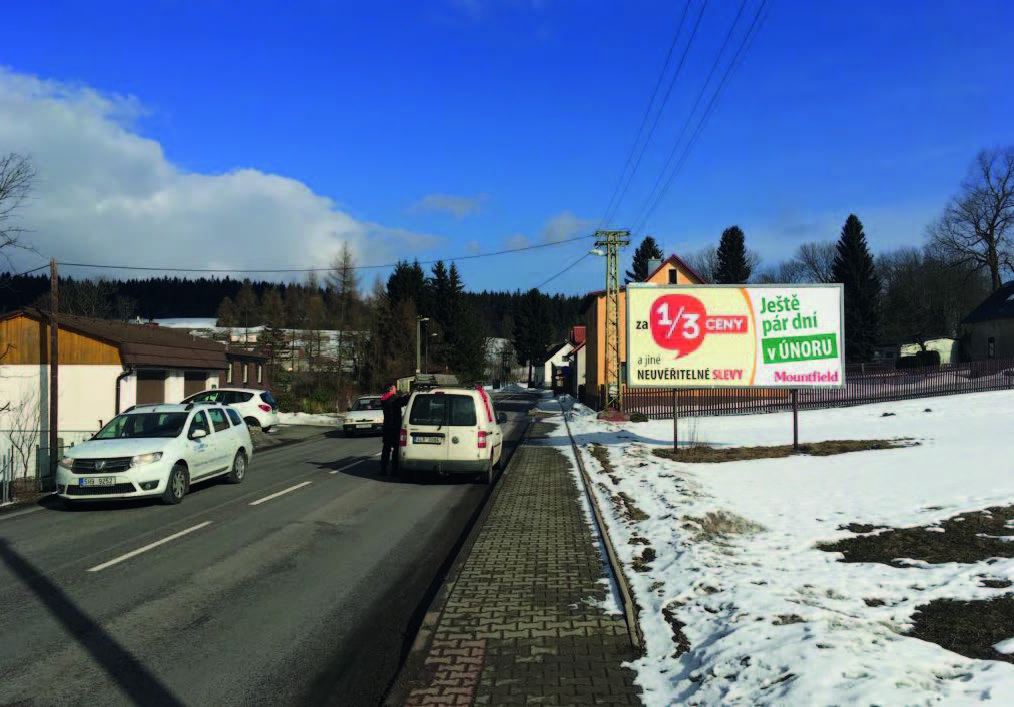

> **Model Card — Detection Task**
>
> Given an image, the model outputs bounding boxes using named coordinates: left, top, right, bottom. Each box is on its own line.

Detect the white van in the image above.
left=398, top=385, right=506, bottom=484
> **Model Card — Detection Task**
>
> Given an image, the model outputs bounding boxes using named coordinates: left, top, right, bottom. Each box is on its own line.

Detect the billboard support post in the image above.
left=792, top=388, right=799, bottom=451
left=672, top=388, right=678, bottom=454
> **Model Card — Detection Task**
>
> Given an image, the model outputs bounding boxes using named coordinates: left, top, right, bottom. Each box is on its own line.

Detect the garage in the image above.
left=136, top=370, right=167, bottom=405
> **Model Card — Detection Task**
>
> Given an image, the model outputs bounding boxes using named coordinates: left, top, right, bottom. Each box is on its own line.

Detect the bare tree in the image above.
left=328, top=242, right=360, bottom=388
left=928, top=147, right=1014, bottom=292
left=0, top=153, right=36, bottom=262
left=794, top=241, right=837, bottom=283
left=6, top=382, right=41, bottom=480
left=754, top=259, right=804, bottom=284
left=682, top=245, right=717, bottom=283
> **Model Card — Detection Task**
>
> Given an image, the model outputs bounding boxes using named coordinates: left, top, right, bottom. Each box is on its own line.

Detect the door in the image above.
left=185, top=410, right=212, bottom=478
left=205, top=407, right=234, bottom=474
left=184, top=372, right=207, bottom=398
left=136, top=370, right=167, bottom=405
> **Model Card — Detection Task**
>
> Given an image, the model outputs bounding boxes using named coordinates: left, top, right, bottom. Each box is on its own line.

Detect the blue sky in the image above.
left=1, top=0, right=1012, bottom=296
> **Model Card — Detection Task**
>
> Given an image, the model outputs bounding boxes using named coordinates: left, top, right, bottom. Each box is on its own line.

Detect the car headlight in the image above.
left=130, top=451, right=164, bottom=467
left=58, top=456, right=75, bottom=470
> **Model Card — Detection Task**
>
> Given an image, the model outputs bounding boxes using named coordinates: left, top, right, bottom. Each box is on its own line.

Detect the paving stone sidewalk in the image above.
left=387, top=419, right=643, bottom=706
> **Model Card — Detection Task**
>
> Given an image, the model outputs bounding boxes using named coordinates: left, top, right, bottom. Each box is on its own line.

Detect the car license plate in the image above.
left=358, top=423, right=372, bottom=427
left=414, top=435, right=442, bottom=445
left=79, top=476, right=116, bottom=487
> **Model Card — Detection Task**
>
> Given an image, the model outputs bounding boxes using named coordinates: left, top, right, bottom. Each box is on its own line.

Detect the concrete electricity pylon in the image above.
left=594, top=229, right=630, bottom=411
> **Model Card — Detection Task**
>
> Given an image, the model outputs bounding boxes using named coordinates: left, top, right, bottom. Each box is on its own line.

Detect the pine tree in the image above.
left=831, top=214, right=881, bottom=363
left=216, top=297, right=237, bottom=327
left=713, top=226, right=752, bottom=284
left=625, top=235, right=663, bottom=283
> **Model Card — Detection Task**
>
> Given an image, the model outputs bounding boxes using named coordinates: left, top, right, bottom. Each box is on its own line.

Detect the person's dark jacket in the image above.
left=381, top=392, right=408, bottom=443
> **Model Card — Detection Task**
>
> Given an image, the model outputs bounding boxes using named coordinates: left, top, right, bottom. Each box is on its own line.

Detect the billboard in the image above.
left=626, top=284, right=844, bottom=388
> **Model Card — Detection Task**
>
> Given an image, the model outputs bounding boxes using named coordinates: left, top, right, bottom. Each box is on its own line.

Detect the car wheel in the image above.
left=227, top=451, right=247, bottom=484
left=244, top=417, right=261, bottom=430
left=345, top=429, right=355, bottom=438
left=483, top=457, right=494, bottom=486
left=161, top=464, right=189, bottom=505
left=262, top=425, right=272, bottom=433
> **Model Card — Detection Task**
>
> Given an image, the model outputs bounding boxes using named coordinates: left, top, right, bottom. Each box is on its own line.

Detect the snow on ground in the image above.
left=547, top=390, right=1014, bottom=706
left=277, top=411, right=341, bottom=426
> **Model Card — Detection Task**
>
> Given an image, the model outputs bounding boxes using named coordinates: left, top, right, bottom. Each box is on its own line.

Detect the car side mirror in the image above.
left=190, top=428, right=208, bottom=440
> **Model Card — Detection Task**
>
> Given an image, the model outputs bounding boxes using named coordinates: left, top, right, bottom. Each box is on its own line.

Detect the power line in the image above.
left=596, top=0, right=693, bottom=230
left=40, top=234, right=596, bottom=275
left=531, top=251, right=593, bottom=292
left=9, top=264, right=49, bottom=277
left=636, top=0, right=769, bottom=234
left=599, top=0, right=711, bottom=230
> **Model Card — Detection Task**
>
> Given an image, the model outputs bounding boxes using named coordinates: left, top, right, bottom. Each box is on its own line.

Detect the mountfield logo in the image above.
left=774, top=370, right=840, bottom=383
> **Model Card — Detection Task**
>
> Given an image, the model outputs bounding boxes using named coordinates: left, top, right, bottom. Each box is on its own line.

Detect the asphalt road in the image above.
left=0, top=402, right=531, bottom=707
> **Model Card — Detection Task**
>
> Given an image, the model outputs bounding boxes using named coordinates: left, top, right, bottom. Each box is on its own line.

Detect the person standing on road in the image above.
left=380, top=383, right=409, bottom=476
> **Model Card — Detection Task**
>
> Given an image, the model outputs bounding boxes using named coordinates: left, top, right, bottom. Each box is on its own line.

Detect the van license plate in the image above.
left=414, top=436, right=442, bottom=445
left=79, top=477, right=116, bottom=487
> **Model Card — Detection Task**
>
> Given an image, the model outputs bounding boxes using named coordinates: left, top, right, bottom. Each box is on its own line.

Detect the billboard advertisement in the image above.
left=625, top=284, right=845, bottom=388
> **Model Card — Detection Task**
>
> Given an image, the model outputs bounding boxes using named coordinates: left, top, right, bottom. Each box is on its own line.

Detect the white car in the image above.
left=343, top=395, right=384, bottom=436
left=398, top=385, right=507, bottom=484
left=181, top=388, right=280, bottom=431
left=56, top=402, right=254, bottom=505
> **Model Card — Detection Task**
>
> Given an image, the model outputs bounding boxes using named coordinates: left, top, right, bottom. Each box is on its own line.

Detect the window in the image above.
left=225, top=408, right=243, bottom=426
left=668, top=269, right=679, bottom=284
left=988, top=336, right=996, bottom=359
left=188, top=411, right=210, bottom=437
left=257, top=365, right=263, bottom=384
left=207, top=408, right=230, bottom=433
left=227, top=364, right=233, bottom=384
left=243, top=364, right=249, bottom=384
left=409, top=394, right=477, bottom=427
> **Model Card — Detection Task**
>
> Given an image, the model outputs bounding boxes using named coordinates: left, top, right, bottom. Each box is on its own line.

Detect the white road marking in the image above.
left=329, top=459, right=367, bottom=475
left=87, top=521, right=213, bottom=572
left=249, top=481, right=312, bottom=506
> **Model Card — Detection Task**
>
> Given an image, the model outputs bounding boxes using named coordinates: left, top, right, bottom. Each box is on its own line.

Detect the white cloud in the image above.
left=504, top=233, right=530, bottom=250
left=0, top=67, right=440, bottom=282
left=540, top=210, right=592, bottom=243
left=409, top=192, right=487, bottom=218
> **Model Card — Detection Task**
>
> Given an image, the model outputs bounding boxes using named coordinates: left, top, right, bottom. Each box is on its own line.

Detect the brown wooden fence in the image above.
left=592, top=358, right=1014, bottom=418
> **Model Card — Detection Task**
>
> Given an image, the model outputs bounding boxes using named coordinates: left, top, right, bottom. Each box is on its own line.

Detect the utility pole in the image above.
left=594, top=229, right=630, bottom=411
left=49, top=258, right=59, bottom=487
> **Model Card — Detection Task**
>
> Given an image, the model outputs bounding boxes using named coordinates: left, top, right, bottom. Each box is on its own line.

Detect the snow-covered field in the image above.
left=550, top=391, right=1014, bottom=706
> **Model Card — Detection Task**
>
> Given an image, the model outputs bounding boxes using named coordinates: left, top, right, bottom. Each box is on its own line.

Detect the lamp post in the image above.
left=425, top=332, right=437, bottom=373
left=416, top=316, right=430, bottom=374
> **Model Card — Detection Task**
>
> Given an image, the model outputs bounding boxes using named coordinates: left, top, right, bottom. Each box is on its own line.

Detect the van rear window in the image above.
left=409, top=394, right=477, bottom=427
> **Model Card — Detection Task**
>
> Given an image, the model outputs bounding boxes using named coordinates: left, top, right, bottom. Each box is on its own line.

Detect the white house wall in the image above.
left=0, top=364, right=127, bottom=435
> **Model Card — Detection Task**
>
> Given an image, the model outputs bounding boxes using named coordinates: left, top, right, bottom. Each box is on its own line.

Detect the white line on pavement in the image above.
left=329, top=460, right=367, bottom=475
left=87, top=521, right=213, bottom=572
left=249, top=481, right=312, bottom=506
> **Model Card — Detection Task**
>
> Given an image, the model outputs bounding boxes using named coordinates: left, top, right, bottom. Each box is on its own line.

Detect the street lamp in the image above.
left=425, top=331, right=437, bottom=373
left=416, top=316, right=430, bottom=374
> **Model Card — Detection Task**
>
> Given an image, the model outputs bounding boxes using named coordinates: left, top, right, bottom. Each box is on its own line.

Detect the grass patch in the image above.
left=618, top=492, right=649, bottom=521
left=631, top=547, right=656, bottom=573
left=589, top=443, right=613, bottom=472
left=662, top=603, right=692, bottom=658
left=682, top=510, right=766, bottom=541
left=818, top=505, right=1014, bottom=565
left=905, top=595, right=1014, bottom=664
left=653, top=438, right=916, bottom=463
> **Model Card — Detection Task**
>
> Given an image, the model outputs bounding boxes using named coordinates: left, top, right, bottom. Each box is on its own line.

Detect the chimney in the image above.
left=645, top=259, right=662, bottom=279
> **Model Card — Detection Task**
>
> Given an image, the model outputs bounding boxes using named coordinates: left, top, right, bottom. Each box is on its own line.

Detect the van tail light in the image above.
left=400, top=429, right=407, bottom=447
left=258, top=404, right=271, bottom=412
left=477, top=430, right=488, bottom=449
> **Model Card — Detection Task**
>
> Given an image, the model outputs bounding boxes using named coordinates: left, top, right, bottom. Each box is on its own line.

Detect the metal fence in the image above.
left=599, top=357, right=1014, bottom=419
left=1, top=448, right=13, bottom=505
left=0, top=430, right=98, bottom=497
